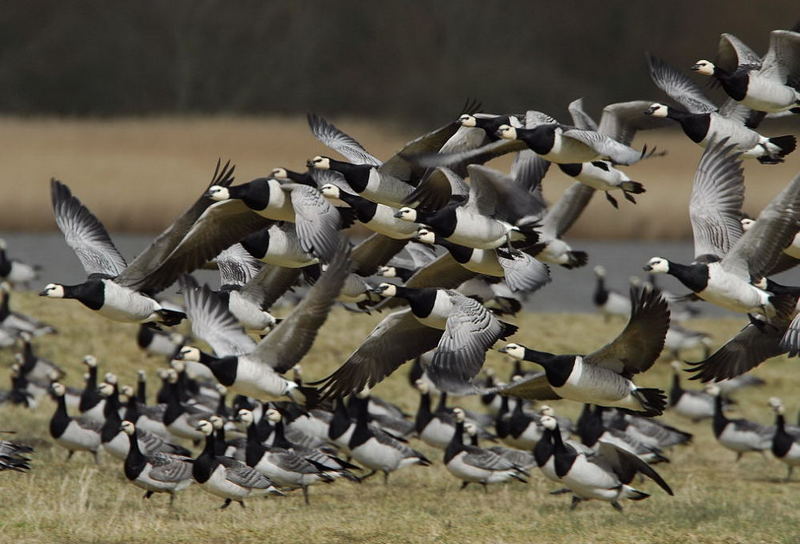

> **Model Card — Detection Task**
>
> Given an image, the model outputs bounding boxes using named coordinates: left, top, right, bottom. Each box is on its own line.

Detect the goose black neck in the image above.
left=533, top=426, right=554, bottom=467
left=329, top=398, right=352, bottom=441
left=123, top=396, right=140, bottom=423
left=415, top=390, right=432, bottom=433
left=664, top=260, right=708, bottom=293
left=271, top=417, right=292, bottom=449
left=443, top=419, right=465, bottom=464
left=549, top=421, right=578, bottom=478
left=392, top=286, right=437, bottom=318
left=79, top=366, right=101, bottom=412
left=578, top=406, right=605, bottom=446
left=229, top=178, right=271, bottom=211
left=123, top=429, right=146, bottom=481
left=192, top=432, right=218, bottom=484
left=669, top=373, right=683, bottom=406
left=245, top=420, right=267, bottom=467
left=516, top=125, right=556, bottom=154
left=333, top=190, right=376, bottom=220
left=772, top=412, right=794, bottom=457
left=495, top=396, right=510, bottom=438
left=438, top=239, right=473, bottom=263
left=327, top=160, right=371, bottom=193
left=214, top=427, right=227, bottom=456
left=49, top=395, right=70, bottom=439
left=198, top=354, right=237, bottom=387
left=712, top=395, right=728, bottom=438
left=285, top=169, right=315, bottom=186
left=593, top=275, right=608, bottom=305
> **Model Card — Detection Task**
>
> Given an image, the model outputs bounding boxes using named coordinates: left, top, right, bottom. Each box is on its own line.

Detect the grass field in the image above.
left=1, top=291, right=799, bottom=544
left=0, top=116, right=798, bottom=238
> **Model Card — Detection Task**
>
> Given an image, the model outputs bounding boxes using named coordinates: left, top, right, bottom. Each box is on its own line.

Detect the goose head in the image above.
left=209, top=415, right=224, bottom=430
left=740, top=218, right=755, bottom=231
left=120, top=385, right=134, bottom=398
left=496, top=124, right=517, bottom=140
left=458, top=114, right=478, bottom=127
left=414, top=378, right=430, bottom=395
left=83, top=355, right=98, bottom=368
left=644, top=103, right=669, bottom=118
left=307, top=156, right=331, bottom=170
left=539, top=405, right=554, bottom=417
left=498, top=343, right=526, bottom=360
left=265, top=408, right=282, bottom=423
left=39, top=283, right=65, bottom=298
left=643, top=257, right=669, bottom=273
left=690, top=59, right=715, bottom=76
left=376, top=266, right=396, bottom=278
left=393, top=207, right=418, bottom=222
left=768, top=397, right=784, bottom=414
left=51, top=382, right=66, bottom=397
left=97, top=382, right=115, bottom=397
left=414, top=227, right=437, bottom=245
left=704, top=384, right=720, bottom=397
left=175, top=346, right=201, bottom=362
left=215, top=384, right=228, bottom=396
left=206, top=185, right=231, bottom=201
left=371, top=282, right=398, bottom=298
left=464, top=421, right=478, bottom=436
left=320, top=183, right=341, bottom=199
left=539, top=415, right=557, bottom=430
left=120, top=421, right=136, bottom=435
left=195, top=420, right=214, bottom=436
left=237, top=409, right=254, bottom=425
left=452, top=407, right=466, bottom=423
left=271, top=167, right=289, bottom=180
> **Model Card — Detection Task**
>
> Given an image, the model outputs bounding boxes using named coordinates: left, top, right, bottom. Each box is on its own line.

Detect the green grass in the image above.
left=1, top=291, right=799, bottom=544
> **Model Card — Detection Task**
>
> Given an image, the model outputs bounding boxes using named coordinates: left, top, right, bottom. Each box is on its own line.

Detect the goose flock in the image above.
left=1, top=24, right=800, bottom=520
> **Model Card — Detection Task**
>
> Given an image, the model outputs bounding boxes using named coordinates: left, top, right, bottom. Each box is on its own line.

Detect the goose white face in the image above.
left=768, top=397, right=783, bottom=411
left=265, top=408, right=282, bottom=423
left=499, top=343, right=525, bottom=360
left=10, top=364, right=20, bottom=377
left=177, top=346, right=201, bottom=362
left=47, top=369, right=61, bottom=382
left=13, top=353, right=23, bottom=364
left=741, top=218, right=754, bottom=231
left=271, top=167, right=288, bottom=179
left=320, top=183, right=340, bottom=198
left=98, top=382, right=114, bottom=397
left=394, top=207, right=417, bottom=222
left=121, top=421, right=136, bottom=435
left=39, top=283, right=65, bottom=298
left=414, top=378, right=429, bottom=394
left=196, top=420, right=214, bottom=435
left=168, top=333, right=185, bottom=344
left=238, top=409, right=254, bottom=425
left=376, top=266, right=396, bottom=278
left=105, top=372, right=117, bottom=385
left=669, top=360, right=682, bottom=371
left=206, top=185, right=231, bottom=202
left=644, top=257, right=669, bottom=273
left=18, top=331, right=32, bottom=342
left=120, top=385, right=134, bottom=397
left=645, top=103, right=669, bottom=118
left=307, top=156, right=331, bottom=170
left=166, top=370, right=179, bottom=384
left=414, top=228, right=436, bottom=245
left=540, top=415, right=557, bottom=430
left=539, top=405, right=554, bottom=417
left=0, top=238, right=5, bottom=249
left=215, top=383, right=228, bottom=395
left=752, top=277, right=767, bottom=289
left=209, top=415, right=224, bottom=430
left=463, top=422, right=477, bottom=435
left=593, top=265, right=606, bottom=277
left=452, top=407, right=466, bottom=422
left=374, top=283, right=397, bottom=298
left=137, top=369, right=146, bottom=379
left=0, top=281, right=11, bottom=293
left=496, top=124, right=517, bottom=140
left=458, top=114, right=477, bottom=127
left=691, top=59, right=715, bottom=76
left=704, top=384, right=720, bottom=396
left=51, top=382, right=66, bottom=397
left=83, top=355, right=97, bottom=368
left=292, top=364, right=302, bottom=378
left=171, top=359, right=186, bottom=372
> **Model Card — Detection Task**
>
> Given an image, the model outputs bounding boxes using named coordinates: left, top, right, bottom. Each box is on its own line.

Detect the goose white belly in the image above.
left=229, top=291, right=275, bottom=332
left=698, top=266, right=770, bottom=314
left=561, top=456, right=621, bottom=500
left=362, top=170, right=414, bottom=208
left=131, top=463, right=188, bottom=493
left=253, top=454, right=318, bottom=487
left=672, top=393, right=714, bottom=420
left=97, top=281, right=162, bottom=322
left=103, top=432, right=131, bottom=460
left=350, top=439, right=404, bottom=471
left=202, top=465, right=265, bottom=499
left=288, top=414, right=330, bottom=443
left=742, top=76, right=800, bottom=112
left=249, top=179, right=295, bottom=222
left=572, top=162, right=627, bottom=191
left=718, top=425, right=770, bottom=452
left=538, top=455, right=560, bottom=483
left=136, top=416, right=172, bottom=440
left=260, top=229, right=318, bottom=268
left=57, top=421, right=101, bottom=452
left=419, top=418, right=455, bottom=449
left=784, top=232, right=800, bottom=259
left=167, top=414, right=205, bottom=441
left=232, top=357, right=290, bottom=399
left=541, top=134, right=598, bottom=164
left=779, top=442, right=800, bottom=465
left=536, top=238, right=573, bottom=265
left=364, top=205, right=418, bottom=239
left=446, top=210, right=515, bottom=249
left=81, top=402, right=107, bottom=424
left=461, top=250, right=505, bottom=277
left=447, top=453, right=516, bottom=483
left=553, top=359, right=637, bottom=408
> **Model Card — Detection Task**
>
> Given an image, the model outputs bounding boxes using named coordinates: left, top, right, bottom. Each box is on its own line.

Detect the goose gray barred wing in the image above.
left=597, top=101, right=672, bottom=146
left=717, top=33, right=763, bottom=73
left=50, top=179, right=127, bottom=278
left=462, top=446, right=520, bottom=471
left=307, top=113, right=382, bottom=166
left=568, top=98, right=599, bottom=131
left=215, top=243, right=261, bottom=287
left=287, top=184, right=346, bottom=262
left=561, top=129, right=645, bottom=166
left=496, top=251, right=551, bottom=293
left=217, top=457, right=276, bottom=489
left=594, top=442, right=673, bottom=495
left=647, top=53, right=718, bottom=114
left=689, top=139, right=745, bottom=261
left=541, top=182, right=595, bottom=239
left=240, top=265, right=302, bottom=311
left=183, top=283, right=256, bottom=357
left=478, top=372, right=560, bottom=401
left=148, top=452, right=194, bottom=483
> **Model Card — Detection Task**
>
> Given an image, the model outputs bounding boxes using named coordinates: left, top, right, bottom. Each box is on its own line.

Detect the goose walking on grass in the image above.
left=592, top=265, right=632, bottom=321
left=193, top=419, right=283, bottom=509
left=768, top=398, right=800, bottom=481
left=495, top=285, right=669, bottom=416
left=120, top=421, right=193, bottom=505
left=444, top=408, right=527, bottom=491
left=0, top=239, right=40, bottom=287
left=539, top=415, right=673, bottom=511
left=49, top=383, right=102, bottom=464
left=708, top=385, right=772, bottom=461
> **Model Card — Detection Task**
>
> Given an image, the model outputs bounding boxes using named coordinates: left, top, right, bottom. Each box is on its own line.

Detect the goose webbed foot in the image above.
left=623, top=191, right=637, bottom=204
left=605, top=192, right=619, bottom=208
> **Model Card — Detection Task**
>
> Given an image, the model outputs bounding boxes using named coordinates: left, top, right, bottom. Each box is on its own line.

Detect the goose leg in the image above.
left=238, top=500, right=245, bottom=509
left=735, top=452, right=743, bottom=462
left=481, top=483, right=488, bottom=494
left=143, top=491, right=154, bottom=500
left=383, top=471, right=390, bottom=485
left=92, top=450, right=101, bottom=465
left=611, top=501, right=624, bottom=512
left=787, top=466, right=794, bottom=482
left=460, top=481, right=470, bottom=490
left=169, top=493, right=176, bottom=507
left=605, top=192, right=619, bottom=209
left=623, top=191, right=636, bottom=204
left=220, top=499, right=232, bottom=509
left=66, top=450, right=74, bottom=462
left=570, top=496, right=581, bottom=510
left=302, top=486, right=310, bottom=506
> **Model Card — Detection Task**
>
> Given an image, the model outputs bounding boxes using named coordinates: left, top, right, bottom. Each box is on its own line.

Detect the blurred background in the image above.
left=0, top=1, right=797, bottom=295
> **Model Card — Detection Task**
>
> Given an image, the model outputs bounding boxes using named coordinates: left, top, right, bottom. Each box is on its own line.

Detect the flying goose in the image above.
left=0, top=239, right=39, bottom=287
left=643, top=139, right=800, bottom=317
left=708, top=385, right=773, bottom=461
left=668, top=362, right=717, bottom=422
left=691, top=29, right=800, bottom=114
left=177, top=240, right=350, bottom=403
left=414, top=227, right=550, bottom=294
left=645, top=54, right=795, bottom=163
left=768, top=398, right=800, bottom=481
left=192, top=419, right=282, bottom=508
left=312, top=284, right=517, bottom=397
left=740, top=217, right=800, bottom=274
left=495, top=285, right=669, bottom=416
left=120, top=421, right=193, bottom=505
left=539, top=415, right=673, bottom=511
left=320, top=183, right=418, bottom=240
left=49, top=383, right=102, bottom=463
left=444, top=408, right=528, bottom=491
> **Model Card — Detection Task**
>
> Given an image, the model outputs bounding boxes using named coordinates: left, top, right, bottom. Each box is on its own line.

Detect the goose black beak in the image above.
left=306, top=160, right=316, bottom=168
left=392, top=211, right=405, bottom=219
left=37, top=289, right=48, bottom=296
left=642, top=265, right=653, bottom=271
left=497, top=346, right=509, bottom=354
left=689, top=63, right=701, bottom=71
left=643, top=106, right=657, bottom=116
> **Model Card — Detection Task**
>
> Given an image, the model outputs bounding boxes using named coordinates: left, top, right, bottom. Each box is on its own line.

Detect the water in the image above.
left=3, top=232, right=798, bottom=315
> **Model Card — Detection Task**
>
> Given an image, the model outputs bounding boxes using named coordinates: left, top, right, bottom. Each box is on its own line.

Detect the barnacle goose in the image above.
left=768, top=398, right=800, bottom=480
left=49, top=383, right=102, bottom=463
left=708, top=385, right=773, bottom=461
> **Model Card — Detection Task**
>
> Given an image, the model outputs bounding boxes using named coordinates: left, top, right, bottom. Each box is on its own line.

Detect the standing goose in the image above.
left=49, top=383, right=102, bottom=463
left=413, top=380, right=456, bottom=449
left=161, top=370, right=212, bottom=442
left=768, top=398, right=800, bottom=481
left=464, top=421, right=536, bottom=471
left=78, top=356, right=106, bottom=423
left=347, top=391, right=431, bottom=483
left=540, top=415, right=673, bottom=511
left=592, top=266, right=632, bottom=321
left=120, top=421, right=193, bottom=505
left=0, top=239, right=40, bottom=287
left=691, top=29, right=800, bottom=115
left=0, top=286, right=57, bottom=337
left=177, top=240, right=350, bottom=403
left=668, top=362, right=717, bottom=422
left=496, top=286, right=669, bottom=416
left=708, top=385, right=772, bottom=461
left=645, top=54, right=795, bottom=163
left=192, top=419, right=282, bottom=508
left=444, top=408, right=528, bottom=491
left=643, top=140, right=800, bottom=317
left=577, top=405, right=669, bottom=464
left=414, top=227, right=550, bottom=294
left=312, top=284, right=517, bottom=397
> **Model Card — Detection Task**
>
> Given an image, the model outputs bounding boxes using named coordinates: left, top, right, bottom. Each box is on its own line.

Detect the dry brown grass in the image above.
left=1, top=292, right=800, bottom=543
left=0, top=117, right=797, bottom=238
